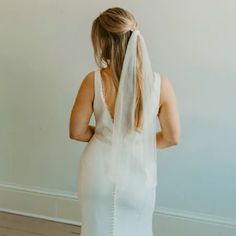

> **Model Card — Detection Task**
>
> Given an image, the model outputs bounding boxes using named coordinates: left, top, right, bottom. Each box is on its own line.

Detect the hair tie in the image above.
left=130, top=23, right=138, bottom=32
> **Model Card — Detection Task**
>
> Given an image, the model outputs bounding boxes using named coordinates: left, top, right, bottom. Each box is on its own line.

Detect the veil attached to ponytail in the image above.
left=106, top=29, right=158, bottom=193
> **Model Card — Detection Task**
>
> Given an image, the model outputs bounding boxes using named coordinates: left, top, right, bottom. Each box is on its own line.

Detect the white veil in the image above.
left=107, top=29, right=157, bottom=192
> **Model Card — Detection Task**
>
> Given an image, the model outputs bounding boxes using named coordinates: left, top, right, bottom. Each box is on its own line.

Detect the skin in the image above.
left=69, top=67, right=181, bottom=149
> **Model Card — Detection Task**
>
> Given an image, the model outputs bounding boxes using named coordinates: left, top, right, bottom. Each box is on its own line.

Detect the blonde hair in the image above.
left=91, top=7, right=143, bottom=132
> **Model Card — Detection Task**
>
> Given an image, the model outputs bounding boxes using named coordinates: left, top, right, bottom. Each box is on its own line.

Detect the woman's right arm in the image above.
left=156, top=75, right=181, bottom=149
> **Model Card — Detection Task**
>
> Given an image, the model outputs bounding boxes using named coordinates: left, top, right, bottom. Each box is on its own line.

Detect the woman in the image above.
left=69, top=7, right=180, bottom=236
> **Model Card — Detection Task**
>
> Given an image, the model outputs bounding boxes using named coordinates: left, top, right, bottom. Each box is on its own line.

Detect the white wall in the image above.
left=0, top=0, right=236, bottom=230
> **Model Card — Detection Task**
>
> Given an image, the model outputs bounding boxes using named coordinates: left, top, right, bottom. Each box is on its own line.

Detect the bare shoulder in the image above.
left=81, top=71, right=95, bottom=88
left=79, top=71, right=95, bottom=95
left=159, top=74, right=176, bottom=107
left=73, top=71, right=95, bottom=107
left=157, top=74, right=177, bottom=116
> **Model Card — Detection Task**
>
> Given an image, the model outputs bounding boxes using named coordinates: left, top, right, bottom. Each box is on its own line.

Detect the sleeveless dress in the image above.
left=77, top=69, right=161, bottom=236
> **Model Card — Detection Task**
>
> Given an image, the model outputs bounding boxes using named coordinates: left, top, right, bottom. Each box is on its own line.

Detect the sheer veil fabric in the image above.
left=107, top=29, right=158, bottom=193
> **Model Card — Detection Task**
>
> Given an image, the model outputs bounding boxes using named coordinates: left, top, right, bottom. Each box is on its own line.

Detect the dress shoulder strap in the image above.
left=93, top=69, right=103, bottom=111
left=93, top=70, right=98, bottom=110
left=93, top=70, right=101, bottom=96
left=154, top=72, right=161, bottom=115
left=154, top=72, right=161, bottom=92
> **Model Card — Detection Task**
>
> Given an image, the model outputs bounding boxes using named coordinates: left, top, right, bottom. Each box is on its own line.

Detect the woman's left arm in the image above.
left=69, top=71, right=95, bottom=142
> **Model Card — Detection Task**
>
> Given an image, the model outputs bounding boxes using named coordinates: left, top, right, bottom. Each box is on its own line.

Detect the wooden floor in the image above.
left=0, top=211, right=81, bottom=236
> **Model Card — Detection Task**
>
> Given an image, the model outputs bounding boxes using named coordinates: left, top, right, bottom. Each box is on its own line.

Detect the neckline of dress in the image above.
left=98, top=69, right=114, bottom=125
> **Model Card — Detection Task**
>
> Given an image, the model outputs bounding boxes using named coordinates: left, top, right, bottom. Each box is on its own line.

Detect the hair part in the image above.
left=91, top=7, right=143, bottom=132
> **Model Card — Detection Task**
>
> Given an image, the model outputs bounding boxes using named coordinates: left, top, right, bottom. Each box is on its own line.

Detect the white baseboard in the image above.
left=0, top=181, right=236, bottom=236
left=154, top=207, right=236, bottom=236
left=0, top=181, right=82, bottom=226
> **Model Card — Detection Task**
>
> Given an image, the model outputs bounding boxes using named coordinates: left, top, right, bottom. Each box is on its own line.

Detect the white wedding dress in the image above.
left=77, top=68, right=161, bottom=236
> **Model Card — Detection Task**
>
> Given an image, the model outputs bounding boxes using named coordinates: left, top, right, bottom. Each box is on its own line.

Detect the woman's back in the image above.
left=92, top=68, right=161, bottom=143
left=77, top=68, right=161, bottom=236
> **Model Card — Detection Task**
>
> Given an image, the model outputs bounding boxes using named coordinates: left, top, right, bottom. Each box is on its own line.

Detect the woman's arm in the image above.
left=69, top=71, right=95, bottom=142
left=156, top=75, right=181, bottom=149
left=156, top=131, right=178, bottom=149
left=70, top=125, right=95, bottom=142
